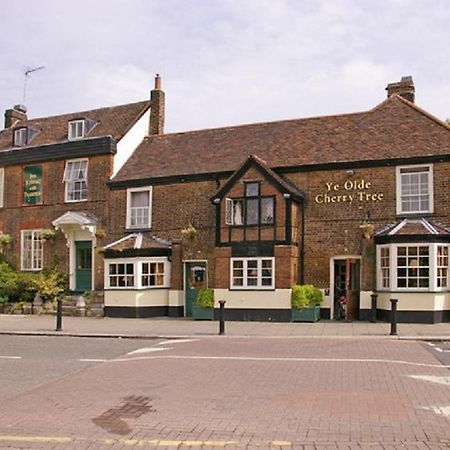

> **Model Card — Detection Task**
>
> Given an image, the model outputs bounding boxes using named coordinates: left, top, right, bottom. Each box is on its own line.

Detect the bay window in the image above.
left=377, top=243, right=449, bottom=291
left=106, top=258, right=169, bottom=289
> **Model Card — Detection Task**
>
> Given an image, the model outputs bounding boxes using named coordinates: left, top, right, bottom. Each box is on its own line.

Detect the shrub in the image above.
left=291, top=284, right=323, bottom=309
left=32, top=268, right=66, bottom=302
left=0, top=261, right=19, bottom=302
left=196, top=288, right=214, bottom=308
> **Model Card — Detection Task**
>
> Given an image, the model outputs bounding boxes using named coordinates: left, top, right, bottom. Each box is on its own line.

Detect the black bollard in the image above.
left=390, top=298, right=398, bottom=336
left=218, top=300, right=226, bottom=335
left=56, top=299, right=62, bottom=332
left=370, top=294, right=378, bottom=323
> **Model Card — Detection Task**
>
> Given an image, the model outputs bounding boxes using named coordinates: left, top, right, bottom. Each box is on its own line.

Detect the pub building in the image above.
left=101, top=76, right=449, bottom=323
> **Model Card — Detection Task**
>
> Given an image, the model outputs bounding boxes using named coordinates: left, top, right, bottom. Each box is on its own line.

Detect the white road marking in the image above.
left=409, top=375, right=450, bottom=386
left=158, top=339, right=198, bottom=345
left=110, top=354, right=450, bottom=368
left=126, top=347, right=172, bottom=355
left=78, top=358, right=108, bottom=363
left=420, top=406, right=450, bottom=418
left=0, top=356, right=21, bottom=360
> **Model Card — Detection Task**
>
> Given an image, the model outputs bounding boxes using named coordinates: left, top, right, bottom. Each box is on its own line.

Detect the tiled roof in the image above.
left=104, top=233, right=171, bottom=252
left=376, top=218, right=450, bottom=237
left=0, top=100, right=150, bottom=151
left=113, top=95, right=450, bottom=183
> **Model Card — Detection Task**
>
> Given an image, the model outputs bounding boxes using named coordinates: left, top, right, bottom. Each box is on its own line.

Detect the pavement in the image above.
left=0, top=313, right=449, bottom=340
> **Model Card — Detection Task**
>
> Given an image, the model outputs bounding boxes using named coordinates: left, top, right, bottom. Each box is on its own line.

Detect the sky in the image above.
left=1, top=0, right=449, bottom=133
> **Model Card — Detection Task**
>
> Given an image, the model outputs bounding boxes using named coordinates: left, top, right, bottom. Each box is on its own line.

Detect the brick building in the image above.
left=104, top=76, right=450, bottom=323
left=0, top=95, right=152, bottom=293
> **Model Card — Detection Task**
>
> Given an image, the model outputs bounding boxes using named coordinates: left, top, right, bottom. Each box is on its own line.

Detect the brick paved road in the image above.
left=0, top=337, right=448, bottom=449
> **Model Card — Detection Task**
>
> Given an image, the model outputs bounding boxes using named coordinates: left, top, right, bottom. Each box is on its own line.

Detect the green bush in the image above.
left=291, top=284, right=323, bottom=309
left=196, top=288, right=214, bottom=308
left=0, top=261, right=19, bottom=302
left=32, top=268, right=66, bottom=302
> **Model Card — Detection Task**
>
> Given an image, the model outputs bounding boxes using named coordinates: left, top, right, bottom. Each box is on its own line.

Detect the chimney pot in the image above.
left=14, top=104, right=27, bottom=114
left=386, top=76, right=415, bottom=103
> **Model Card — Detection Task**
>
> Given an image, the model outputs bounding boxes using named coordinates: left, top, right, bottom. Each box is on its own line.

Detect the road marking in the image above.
left=111, top=354, right=450, bottom=368
left=78, top=358, right=108, bottom=362
left=0, top=355, right=21, bottom=360
left=158, top=339, right=198, bottom=345
left=126, top=347, right=171, bottom=355
left=420, top=406, right=450, bottom=418
left=410, top=375, right=450, bottom=386
left=0, top=435, right=72, bottom=443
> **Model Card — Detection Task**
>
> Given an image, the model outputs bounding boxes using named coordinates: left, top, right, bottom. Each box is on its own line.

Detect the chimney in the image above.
left=149, top=74, right=165, bottom=135
left=386, top=76, right=415, bottom=103
left=4, top=104, right=27, bottom=129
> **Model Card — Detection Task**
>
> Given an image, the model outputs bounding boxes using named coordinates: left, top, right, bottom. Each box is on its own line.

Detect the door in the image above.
left=333, top=258, right=360, bottom=320
left=184, top=262, right=207, bottom=317
left=75, top=241, right=92, bottom=292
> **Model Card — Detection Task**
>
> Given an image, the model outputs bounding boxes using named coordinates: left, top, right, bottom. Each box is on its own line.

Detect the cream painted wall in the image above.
left=105, top=289, right=169, bottom=307
left=113, top=110, right=150, bottom=176
left=376, top=292, right=450, bottom=311
left=214, top=289, right=291, bottom=309
left=169, top=290, right=183, bottom=307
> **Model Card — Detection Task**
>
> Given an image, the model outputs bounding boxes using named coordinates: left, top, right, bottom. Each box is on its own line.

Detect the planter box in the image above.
left=193, top=305, right=214, bottom=320
left=291, top=306, right=320, bottom=322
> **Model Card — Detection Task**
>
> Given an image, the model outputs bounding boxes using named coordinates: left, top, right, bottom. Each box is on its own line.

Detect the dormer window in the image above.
left=14, top=127, right=28, bottom=146
left=68, top=120, right=85, bottom=140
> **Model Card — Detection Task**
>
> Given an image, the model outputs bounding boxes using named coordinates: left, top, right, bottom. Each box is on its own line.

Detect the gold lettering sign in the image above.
left=315, top=179, right=384, bottom=204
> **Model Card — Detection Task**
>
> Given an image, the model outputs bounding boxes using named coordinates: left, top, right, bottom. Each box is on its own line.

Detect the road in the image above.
left=0, top=336, right=448, bottom=449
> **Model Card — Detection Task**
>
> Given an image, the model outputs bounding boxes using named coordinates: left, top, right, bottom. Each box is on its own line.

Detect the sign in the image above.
left=315, top=179, right=384, bottom=204
left=23, top=165, right=42, bottom=205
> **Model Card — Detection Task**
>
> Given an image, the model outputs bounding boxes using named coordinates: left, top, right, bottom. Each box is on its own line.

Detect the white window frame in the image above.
left=68, top=120, right=85, bottom=140
left=377, top=243, right=449, bottom=292
left=14, top=127, right=27, bottom=146
left=230, top=257, right=275, bottom=290
left=105, top=257, right=170, bottom=289
left=0, top=168, right=4, bottom=208
left=126, top=187, right=152, bottom=229
left=396, top=164, right=433, bottom=215
left=63, top=158, right=88, bottom=202
left=21, top=229, right=43, bottom=271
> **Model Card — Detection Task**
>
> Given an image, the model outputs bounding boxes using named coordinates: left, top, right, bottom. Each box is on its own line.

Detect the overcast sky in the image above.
left=1, top=0, right=449, bottom=133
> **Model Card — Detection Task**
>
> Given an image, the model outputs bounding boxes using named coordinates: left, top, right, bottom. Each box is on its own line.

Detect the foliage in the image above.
left=291, top=284, right=323, bottom=309
left=32, top=268, right=66, bottom=302
left=0, top=232, right=12, bottom=246
left=196, top=288, right=214, bottom=308
left=0, top=261, right=19, bottom=302
left=181, top=223, right=197, bottom=244
left=40, top=229, right=56, bottom=241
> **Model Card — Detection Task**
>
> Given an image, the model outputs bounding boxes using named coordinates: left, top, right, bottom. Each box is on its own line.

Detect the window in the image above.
left=377, top=244, right=449, bottom=291
left=21, top=230, right=43, bottom=271
left=380, top=247, right=390, bottom=288
left=397, top=245, right=429, bottom=288
left=14, top=128, right=27, bottom=146
left=225, top=182, right=274, bottom=226
left=396, top=165, right=433, bottom=214
left=126, top=187, right=152, bottom=229
left=141, top=261, right=165, bottom=287
left=231, top=257, right=274, bottom=289
left=68, top=120, right=85, bottom=140
left=437, top=246, right=448, bottom=288
left=0, top=168, right=3, bottom=208
left=64, top=159, right=88, bottom=202
left=106, top=258, right=169, bottom=289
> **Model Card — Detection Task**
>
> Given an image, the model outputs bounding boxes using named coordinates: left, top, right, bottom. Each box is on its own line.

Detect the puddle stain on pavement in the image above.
left=92, top=395, right=154, bottom=435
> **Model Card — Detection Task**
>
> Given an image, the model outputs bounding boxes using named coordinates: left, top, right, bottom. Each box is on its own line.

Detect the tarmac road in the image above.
left=0, top=335, right=448, bottom=449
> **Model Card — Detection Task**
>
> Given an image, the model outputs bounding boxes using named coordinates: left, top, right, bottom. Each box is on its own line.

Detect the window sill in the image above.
left=65, top=199, right=88, bottom=203
left=229, top=287, right=276, bottom=291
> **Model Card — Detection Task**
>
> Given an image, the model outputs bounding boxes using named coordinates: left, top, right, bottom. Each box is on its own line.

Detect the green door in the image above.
left=184, top=262, right=207, bottom=317
left=75, top=241, right=92, bottom=292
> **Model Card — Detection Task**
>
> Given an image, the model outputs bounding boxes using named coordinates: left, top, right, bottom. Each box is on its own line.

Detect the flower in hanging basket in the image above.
left=40, top=229, right=57, bottom=241
left=359, top=222, right=375, bottom=239
left=181, top=223, right=197, bottom=244
left=0, top=232, right=12, bottom=247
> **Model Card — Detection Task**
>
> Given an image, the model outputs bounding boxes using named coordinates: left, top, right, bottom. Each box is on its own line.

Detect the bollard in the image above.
left=55, top=299, right=62, bottom=332
left=370, top=294, right=378, bottom=323
left=390, top=298, right=398, bottom=336
left=218, top=300, right=226, bottom=335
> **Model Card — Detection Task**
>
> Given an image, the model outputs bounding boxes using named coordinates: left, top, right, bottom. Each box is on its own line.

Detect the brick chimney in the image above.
left=386, top=76, right=415, bottom=103
left=4, top=104, right=27, bottom=129
left=149, top=74, right=165, bottom=135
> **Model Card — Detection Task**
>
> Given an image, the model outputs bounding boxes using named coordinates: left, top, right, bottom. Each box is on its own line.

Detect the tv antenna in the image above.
left=23, top=65, right=45, bottom=105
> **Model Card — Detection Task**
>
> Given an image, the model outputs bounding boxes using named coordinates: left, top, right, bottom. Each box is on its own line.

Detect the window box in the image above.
left=193, top=288, right=214, bottom=320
